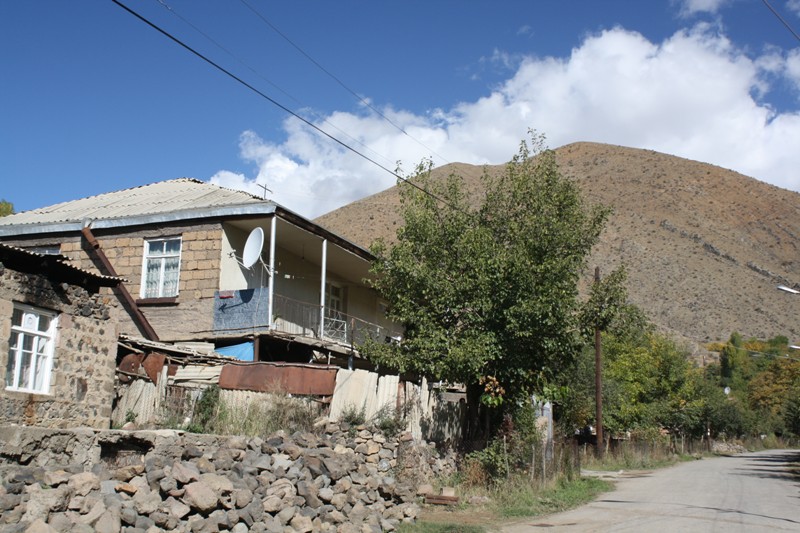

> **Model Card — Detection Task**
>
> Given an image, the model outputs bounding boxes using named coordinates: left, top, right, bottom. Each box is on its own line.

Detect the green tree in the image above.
left=602, top=333, right=699, bottom=437
left=0, top=199, right=13, bottom=217
left=365, top=134, right=609, bottom=434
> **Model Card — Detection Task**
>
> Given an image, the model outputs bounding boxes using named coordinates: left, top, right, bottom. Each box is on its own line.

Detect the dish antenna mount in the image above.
left=242, top=227, right=264, bottom=269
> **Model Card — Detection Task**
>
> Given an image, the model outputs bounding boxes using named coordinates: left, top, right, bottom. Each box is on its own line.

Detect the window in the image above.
left=142, top=237, right=181, bottom=298
left=6, top=304, right=57, bottom=394
left=324, top=283, right=347, bottom=342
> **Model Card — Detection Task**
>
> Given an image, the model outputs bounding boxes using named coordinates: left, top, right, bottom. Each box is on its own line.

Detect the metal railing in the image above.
left=272, top=293, right=399, bottom=347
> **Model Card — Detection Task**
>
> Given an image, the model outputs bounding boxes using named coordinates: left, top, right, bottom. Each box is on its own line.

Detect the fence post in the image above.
left=541, top=441, right=547, bottom=487
left=530, top=443, right=536, bottom=482
left=503, top=436, right=510, bottom=480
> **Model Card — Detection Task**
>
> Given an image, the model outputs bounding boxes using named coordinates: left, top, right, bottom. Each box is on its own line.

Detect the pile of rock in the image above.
left=0, top=426, right=427, bottom=533
left=711, top=440, right=748, bottom=456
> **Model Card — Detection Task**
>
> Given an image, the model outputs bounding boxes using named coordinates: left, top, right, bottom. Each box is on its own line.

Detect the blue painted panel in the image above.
left=213, top=288, right=269, bottom=332
left=215, top=341, right=254, bottom=361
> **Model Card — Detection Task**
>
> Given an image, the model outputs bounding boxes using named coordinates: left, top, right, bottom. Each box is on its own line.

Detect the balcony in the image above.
left=271, top=294, right=398, bottom=347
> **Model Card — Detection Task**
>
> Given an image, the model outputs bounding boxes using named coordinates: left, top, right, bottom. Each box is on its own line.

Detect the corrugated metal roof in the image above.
left=0, top=178, right=270, bottom=228
left=0, top=243, right=124, bottom=285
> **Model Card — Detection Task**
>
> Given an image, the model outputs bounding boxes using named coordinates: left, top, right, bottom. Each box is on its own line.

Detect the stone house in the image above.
left=0, top=243, right=121, bottom=428
left=0, top=179, right=401, bottom=366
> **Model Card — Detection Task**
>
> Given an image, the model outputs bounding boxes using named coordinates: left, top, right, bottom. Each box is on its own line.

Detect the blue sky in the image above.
left=2, top=0, right=799, bottom=218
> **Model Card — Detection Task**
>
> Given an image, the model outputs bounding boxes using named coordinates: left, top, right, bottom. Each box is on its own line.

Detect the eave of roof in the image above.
left=0, top=243, right=124, bottom=287
left=0, top=203, right=278, bottom=237
left=0, top=178, right=375, bottom=262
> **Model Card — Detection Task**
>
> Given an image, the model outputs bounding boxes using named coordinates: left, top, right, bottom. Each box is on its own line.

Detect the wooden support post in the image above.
left=594, top=266, right=604, bottom=457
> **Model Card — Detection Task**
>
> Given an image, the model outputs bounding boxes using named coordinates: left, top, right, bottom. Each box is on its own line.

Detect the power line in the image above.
left=110, top=0, right=464, bottom=213
left=154, top=0, right=397, bottom=171
left=237, top=0, right=452, bottom=167
left=761, top=0, right=800, bottom=43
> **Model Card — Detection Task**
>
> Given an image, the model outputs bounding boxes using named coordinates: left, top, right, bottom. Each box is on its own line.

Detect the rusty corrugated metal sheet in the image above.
left=118, top=353, right=144, bottom=381
left=142, top=352, right=166, bottom=384
left=218, top=363, right=337, bottom=395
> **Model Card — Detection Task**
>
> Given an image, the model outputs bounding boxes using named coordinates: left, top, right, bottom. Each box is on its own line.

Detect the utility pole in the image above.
left=594, top=266, right=604, bottom=456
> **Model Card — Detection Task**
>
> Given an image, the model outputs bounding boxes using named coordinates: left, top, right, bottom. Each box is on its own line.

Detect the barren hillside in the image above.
left=315, top=142, right=800, bottom=350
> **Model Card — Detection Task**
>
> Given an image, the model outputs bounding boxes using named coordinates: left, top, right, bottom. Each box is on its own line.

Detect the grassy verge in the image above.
left=492, top=477, right=613, bottom=518
left=581, top=448, right=696, bottom=471
left=400, top=475, right=613, bottom=532
left=398, top=523, right=486, bottom=533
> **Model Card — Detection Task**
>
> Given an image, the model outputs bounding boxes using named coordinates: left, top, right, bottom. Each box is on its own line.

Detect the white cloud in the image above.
left=786, top=48, right=800, bottom=90
left=211, top=24, right=800, bottom=219
left=678, top=0, right=730, bottom=16
left=787, top=0, right=800, bottom=17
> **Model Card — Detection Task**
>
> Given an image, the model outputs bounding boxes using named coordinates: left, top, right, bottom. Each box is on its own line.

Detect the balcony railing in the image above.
left=272, top=293, right=398, bottom=347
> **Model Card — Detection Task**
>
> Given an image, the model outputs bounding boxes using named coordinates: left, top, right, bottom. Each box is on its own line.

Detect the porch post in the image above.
left=319, top=239, right=328, bottom=338
left=267, top=216, right=277, bottom=328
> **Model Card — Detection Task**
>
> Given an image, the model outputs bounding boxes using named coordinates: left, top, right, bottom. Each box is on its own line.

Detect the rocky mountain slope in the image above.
left=315, top=142, right=800, bottom=351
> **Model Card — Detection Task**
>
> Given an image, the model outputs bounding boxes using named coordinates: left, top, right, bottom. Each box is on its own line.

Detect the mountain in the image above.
left=315, top=142, right=800, bottom=352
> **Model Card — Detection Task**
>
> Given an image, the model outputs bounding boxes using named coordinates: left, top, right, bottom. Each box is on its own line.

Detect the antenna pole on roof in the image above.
left=257, top=182, right=272, bottom=200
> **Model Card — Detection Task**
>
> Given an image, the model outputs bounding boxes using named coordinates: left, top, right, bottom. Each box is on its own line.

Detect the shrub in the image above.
left=340, top=403, right=367, bottom=427
left=182, top=385, right=319, bottom=436
left=464, top=438, right=509, bottom=484
left=372, top=402, right=410, bottom=437
left=187, top=385, right=221, bottom=433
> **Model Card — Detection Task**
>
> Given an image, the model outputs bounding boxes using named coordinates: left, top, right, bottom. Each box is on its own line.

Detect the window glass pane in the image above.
left=18, top=345, right=32, bottom=390
left=6, top=332, right=19, bottom=388
left=11, top=308, right=23, bottom=327
left=35, top=335, right=48, bottom=356
left=33, top=351, right=47, bottom=391
left=22, top=312, right=38, bottom=331
left=38, top=315, right=52, bottom=334
left=165, top=239, right=181, bottom=254
left=144, top=259, right=162, bottom=298
left=162, top=257, right=180, bottom=297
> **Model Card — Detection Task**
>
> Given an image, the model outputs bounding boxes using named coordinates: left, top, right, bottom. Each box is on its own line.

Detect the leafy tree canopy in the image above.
left=0, top=199, right=13, bottom=217
left=364, top=134, right=609, bottom=407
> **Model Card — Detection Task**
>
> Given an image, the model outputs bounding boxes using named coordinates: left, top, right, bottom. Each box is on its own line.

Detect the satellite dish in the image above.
left=242, top=227, right=264, bottom=268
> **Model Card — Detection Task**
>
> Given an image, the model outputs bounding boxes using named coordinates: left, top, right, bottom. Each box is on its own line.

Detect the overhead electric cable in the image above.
left=761, top=0, right=800, bottom=43
left=154, top=0, right=396, bottom=170
left=237, top=0, right=452, bottom=167
left=111, top=0, right=464, bottom=213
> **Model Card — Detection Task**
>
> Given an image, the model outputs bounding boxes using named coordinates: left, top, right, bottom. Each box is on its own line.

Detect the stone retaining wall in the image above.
left=0, top=424, right=457, bottom=533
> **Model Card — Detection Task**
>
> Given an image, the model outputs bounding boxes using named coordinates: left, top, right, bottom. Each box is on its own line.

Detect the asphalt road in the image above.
left=501, top=449, right=800, bottom=532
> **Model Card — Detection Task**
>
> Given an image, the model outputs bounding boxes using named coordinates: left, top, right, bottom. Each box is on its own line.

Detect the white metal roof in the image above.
left=0, top=178, right=374, bottom=261
left=0, top=178, right=271, bottom=230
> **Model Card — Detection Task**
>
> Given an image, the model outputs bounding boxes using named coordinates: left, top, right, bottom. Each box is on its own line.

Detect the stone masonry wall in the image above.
left=7, top=222, right=224, bottom=342
left=0, top=264, right=119, bottom=429
left=0, top=424, right=459, bottom=532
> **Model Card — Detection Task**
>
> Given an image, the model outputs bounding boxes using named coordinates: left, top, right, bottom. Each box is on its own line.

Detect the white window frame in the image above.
left=141, top=237, right=182, bottom=298
left=6, top=303, right=58, bottom=394
left=325, top=282, right=345, bottom=316
left=323, top=282, right=348, bottom=342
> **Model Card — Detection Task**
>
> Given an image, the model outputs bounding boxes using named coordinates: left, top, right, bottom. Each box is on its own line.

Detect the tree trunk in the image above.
left=463, top=382, right=484, bottom=443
